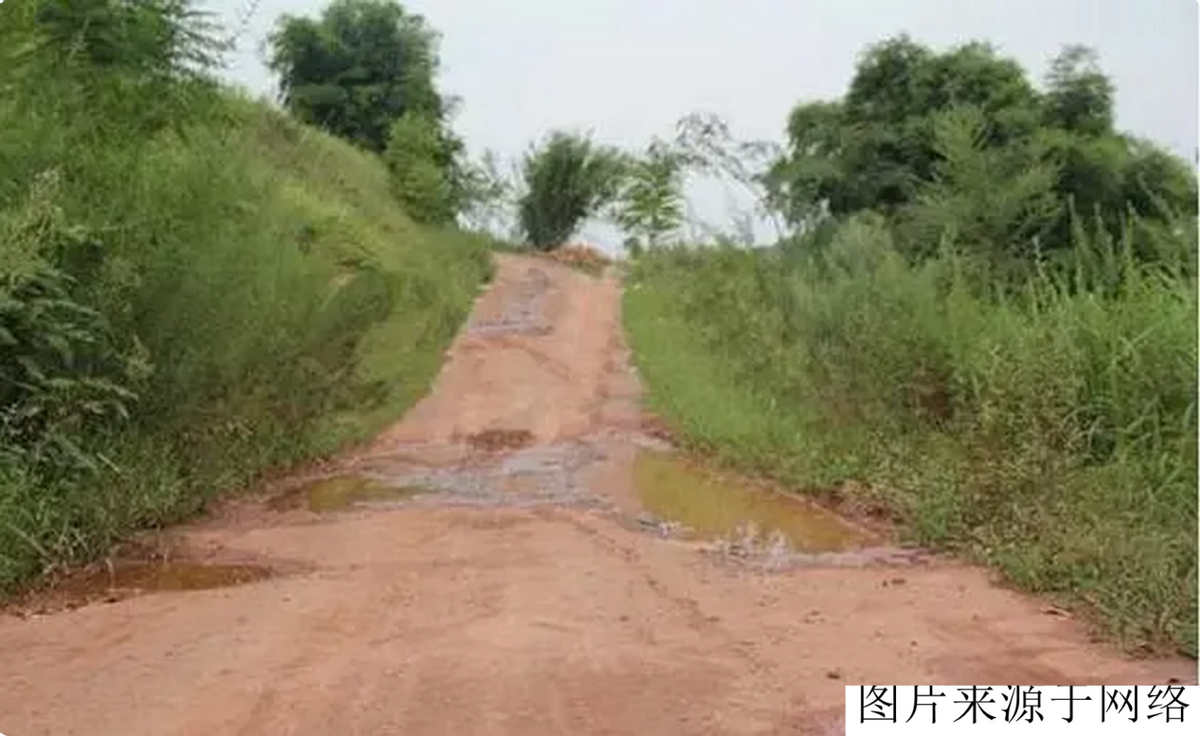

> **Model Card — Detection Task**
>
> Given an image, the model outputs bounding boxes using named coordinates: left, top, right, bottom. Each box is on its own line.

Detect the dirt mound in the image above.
left=544, top=243, right=612, bottom=275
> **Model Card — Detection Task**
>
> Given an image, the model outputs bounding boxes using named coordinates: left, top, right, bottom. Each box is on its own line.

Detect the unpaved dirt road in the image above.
left=1, top=255, right=1194, bottom=735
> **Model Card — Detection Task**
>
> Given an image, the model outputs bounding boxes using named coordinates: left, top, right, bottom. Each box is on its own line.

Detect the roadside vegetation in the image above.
left=0, top=0, right=490, bottom=592
left=624, top=38, right=1197, bottom=655
left=2, top=0, right=1192, bottom=661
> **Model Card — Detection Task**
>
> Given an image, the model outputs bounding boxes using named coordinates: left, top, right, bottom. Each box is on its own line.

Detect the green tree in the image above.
left=517, top=132, right=625, bottom=251
left=267, top=0, right=445, bottom=155
left=1043, top=45, right=1114, bottom=136
left=614, top=140, right=689, bottom=252
left=766, top=35, right=1196, bottom=261
left=898, top=107, right=1061, bottom=268
left=769, top=36, right=1041, bottom=221
left=765, top=102, right=845, bottom=229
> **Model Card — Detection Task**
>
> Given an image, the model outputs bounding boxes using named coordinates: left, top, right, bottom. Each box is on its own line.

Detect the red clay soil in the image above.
left=0, top=254, right=1192, bottom=736
left=544, top=243, right=612, bottom=273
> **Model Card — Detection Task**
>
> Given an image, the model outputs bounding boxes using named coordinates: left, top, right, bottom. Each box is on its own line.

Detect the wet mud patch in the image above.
left=63, top=561, right=272, bottom=594
left=468, top=266, right=552, bottom=336
left=633, top=452, right=876, bottom=553
left=377, top=441, right=612, bottom=510
left=8, top=559, right=276, bottom=616
left=466, top=428, right=534, bottom=453
left=268, top=475, right=429, bottom=513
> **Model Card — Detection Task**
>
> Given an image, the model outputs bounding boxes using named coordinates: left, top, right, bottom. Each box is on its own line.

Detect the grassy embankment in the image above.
left=624, top=221, right=1196, bottom=655
left=1, top=81, right=491, bottom=590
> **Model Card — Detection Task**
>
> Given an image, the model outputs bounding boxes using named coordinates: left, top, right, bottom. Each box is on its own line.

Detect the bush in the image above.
left=384, top=112, right=458, bottom=225
left=517, top=131, right=625, bottom=251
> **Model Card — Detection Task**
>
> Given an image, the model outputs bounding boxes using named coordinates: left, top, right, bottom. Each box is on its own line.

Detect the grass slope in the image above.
left=624, top=242, right=1197, bottom=656
left=0, top=92, right=491, bottom=590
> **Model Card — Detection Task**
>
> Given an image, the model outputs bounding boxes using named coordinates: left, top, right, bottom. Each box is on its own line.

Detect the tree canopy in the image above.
left=766, top=36, right=1197, bottom=258
left=268, top=0, right=470, bottom=224
left=267, top=0, right=447, bottom=155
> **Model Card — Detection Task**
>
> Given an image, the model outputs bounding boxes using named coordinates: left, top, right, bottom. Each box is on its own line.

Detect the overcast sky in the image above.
left=207, top=0, right=1199, bottom=249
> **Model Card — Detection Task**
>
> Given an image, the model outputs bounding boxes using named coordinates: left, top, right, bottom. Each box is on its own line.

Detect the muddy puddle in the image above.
left=269, top=475, right=427, bottom=513
left=65, top=562, right=273, bottom=594
left=634, top=452, right=874, bottom=552
left=6, top=560, right=277, bottom=614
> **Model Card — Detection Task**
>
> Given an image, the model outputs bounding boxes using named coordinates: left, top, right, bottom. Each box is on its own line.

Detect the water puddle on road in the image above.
left=269, top=475, right=427, bottom=513
left=58, top=562, right=272, bottom=598
left=634, top=452, right=873, bottom=552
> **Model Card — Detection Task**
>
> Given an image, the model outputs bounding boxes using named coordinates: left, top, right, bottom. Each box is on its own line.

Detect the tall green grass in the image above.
left=0, top=79, right=490, bottom=589
left=625, top=217, right=1197, bottom=655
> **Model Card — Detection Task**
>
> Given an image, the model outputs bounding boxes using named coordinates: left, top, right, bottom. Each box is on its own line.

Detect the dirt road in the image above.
left=0, top=255, right=1193, bottom=735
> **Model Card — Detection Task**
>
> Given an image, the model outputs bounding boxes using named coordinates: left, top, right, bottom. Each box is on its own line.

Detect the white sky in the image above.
left=208, top=0, right=1199, bottom=250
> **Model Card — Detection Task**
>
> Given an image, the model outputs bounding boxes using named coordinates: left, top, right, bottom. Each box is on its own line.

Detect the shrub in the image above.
left=384, top=112, right=457, bottom=225
left=517, top=131, right=625, bottom=251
